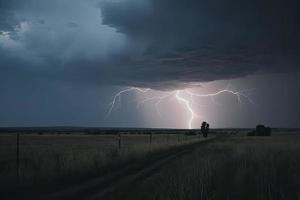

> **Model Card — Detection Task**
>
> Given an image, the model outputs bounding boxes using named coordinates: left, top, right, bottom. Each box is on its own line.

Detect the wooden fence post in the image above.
left=167, top=134, right=169, bottom=144
left=149, top=133, right=153, bottom=151
left=118, top=134, right=121, bottom=152
left=180, top=134, right=183, bottom=144
left=16, top=133, right=20, bottom=184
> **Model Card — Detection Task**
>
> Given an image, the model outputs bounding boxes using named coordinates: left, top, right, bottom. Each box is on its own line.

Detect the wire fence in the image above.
left=0, top=133, right=207, bottom=185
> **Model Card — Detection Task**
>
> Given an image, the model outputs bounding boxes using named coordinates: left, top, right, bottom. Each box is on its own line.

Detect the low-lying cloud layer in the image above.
left=1, top=0, right=299, bottom=90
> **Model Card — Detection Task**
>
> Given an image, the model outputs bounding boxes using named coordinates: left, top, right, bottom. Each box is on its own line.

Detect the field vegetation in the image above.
left=0, top=132, right=204, bottom=193
left=1, top=130, right=300, bottom=200
left=128, top=134, right=300, bottom=200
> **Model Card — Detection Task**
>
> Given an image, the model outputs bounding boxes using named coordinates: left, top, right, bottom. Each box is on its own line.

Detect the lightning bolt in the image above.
left=175, top=90, right=196, bottom=129
left=107, top=86, right=254, bottom=129
left=185, top=89, right=255, bottom=105
left=107, top=87, right=150, bottom=116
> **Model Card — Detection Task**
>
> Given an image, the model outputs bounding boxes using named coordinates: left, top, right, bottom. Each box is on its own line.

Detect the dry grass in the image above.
left=0, top=133, right=203, bottom=189
left=131, top=134, right=300, bottom=200
left=3, top=132, right=300, bottom=200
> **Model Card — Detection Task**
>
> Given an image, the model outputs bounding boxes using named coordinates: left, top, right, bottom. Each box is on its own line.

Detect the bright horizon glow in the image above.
left=107, top=84, right=254, bottom=129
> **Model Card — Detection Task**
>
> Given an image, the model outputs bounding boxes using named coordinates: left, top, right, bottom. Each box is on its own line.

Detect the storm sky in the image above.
left=0, top=0, right=300, bottom=128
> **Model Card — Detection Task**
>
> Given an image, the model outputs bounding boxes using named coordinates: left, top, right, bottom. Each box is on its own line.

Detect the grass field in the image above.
left=1, top=130, right=300, bottom=200
left=128, top=133, right=300, bottom=200
left=0, top=132, right=204, bottom=191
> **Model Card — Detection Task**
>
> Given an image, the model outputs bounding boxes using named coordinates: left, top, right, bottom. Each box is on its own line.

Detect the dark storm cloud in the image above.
left=98, top=0, right=300, bottom=89
left=0, top=0, right=300, bottom=128
left=0, top=0, right=19, bottom=31
left=0, top=0, right=125, bottom=84
left=0, top=0, right=299, bottom=90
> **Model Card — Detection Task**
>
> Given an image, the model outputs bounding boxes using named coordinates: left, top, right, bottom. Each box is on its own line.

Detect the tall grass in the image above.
left=0, top=133, right=203, bottom=191
left=131, top=135, right=300, bottom=200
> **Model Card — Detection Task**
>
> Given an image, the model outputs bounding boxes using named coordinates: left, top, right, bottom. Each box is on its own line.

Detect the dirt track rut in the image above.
left=43, top=136, right=216, bottom=200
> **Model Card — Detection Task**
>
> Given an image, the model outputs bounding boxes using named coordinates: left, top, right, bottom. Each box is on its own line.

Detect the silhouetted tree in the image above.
left=201, top=121, right=210, bottom=137
left=201, top=122, right=206, bottom=134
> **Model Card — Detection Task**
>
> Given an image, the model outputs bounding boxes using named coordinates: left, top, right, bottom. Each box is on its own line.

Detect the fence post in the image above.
left=180, top=134, right=182, bottom=144
left=16, top=133, right=20, bottom=184
left=149, top=133, right=153, bottom=152
left=118, top=134, right=121, bottom=153
left=167, top=134, right=169, bottom=144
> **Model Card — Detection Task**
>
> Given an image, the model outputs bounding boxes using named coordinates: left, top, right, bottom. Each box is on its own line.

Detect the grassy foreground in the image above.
left=0, top=133, right=203, bottom=192
left=129, top=135, right=300, bottom=200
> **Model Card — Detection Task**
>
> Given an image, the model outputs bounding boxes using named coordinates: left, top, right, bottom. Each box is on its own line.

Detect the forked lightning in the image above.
left=108, top=86, right=253, bottom=129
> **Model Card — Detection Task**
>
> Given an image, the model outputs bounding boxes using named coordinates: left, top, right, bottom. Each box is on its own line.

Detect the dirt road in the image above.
left=41, top=136, right=215, bottom=200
